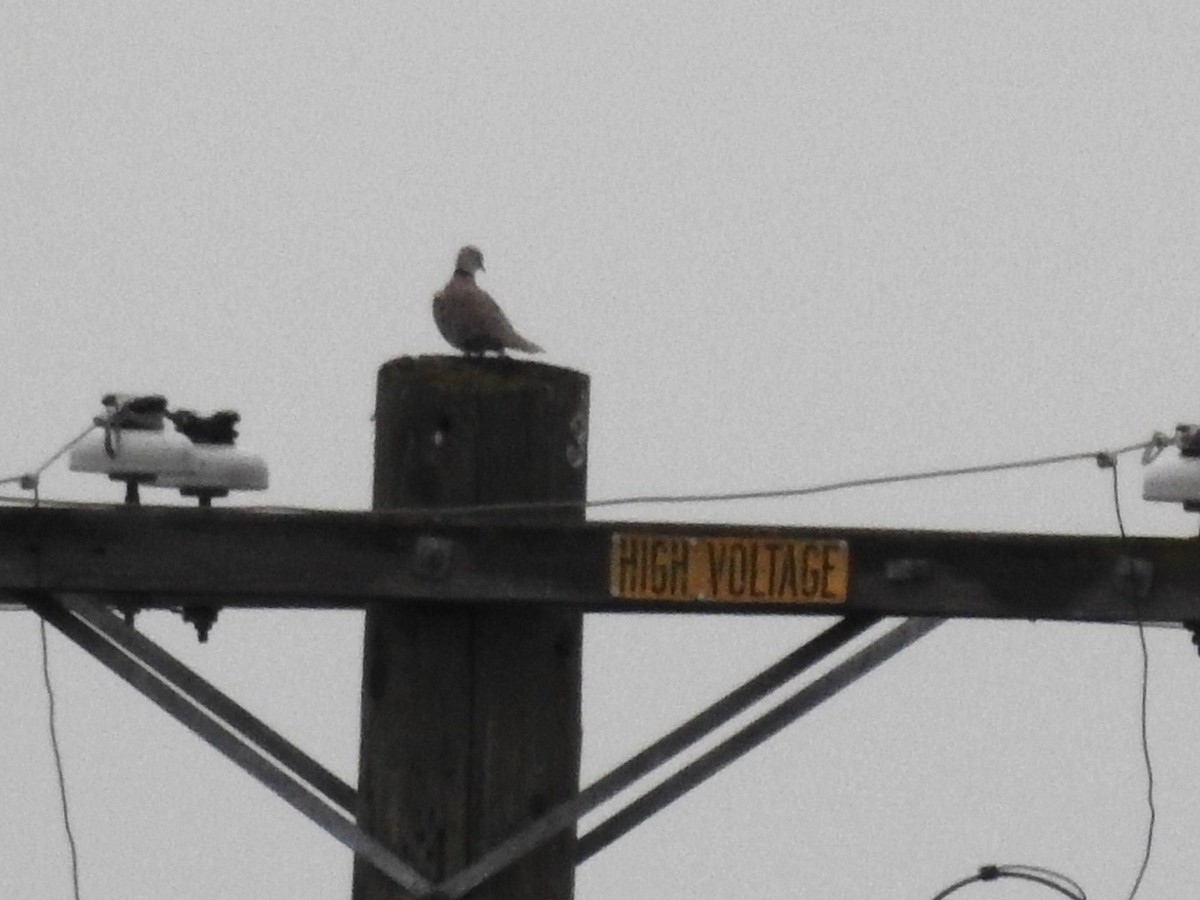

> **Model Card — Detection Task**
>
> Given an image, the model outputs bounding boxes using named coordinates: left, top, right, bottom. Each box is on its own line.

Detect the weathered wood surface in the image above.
left=353, top=356, right=587, bottom=900
left=1, top=503, right=1198, bottom=622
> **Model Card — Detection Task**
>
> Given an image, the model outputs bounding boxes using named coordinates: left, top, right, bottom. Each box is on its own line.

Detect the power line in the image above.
left=40, top=619, right=81, bottom=900
left=928, top=453, right=1153, bottom=900
left=930, top=863, right=1086, bottom=899
left=0, top=423, right=97, bottom=505
left=1109, top=459, right=1155, bottom=900
left=389, top=437, right=1160, bottom=516
left=0, top=435, right=1160, bottom=516
left=31, top=424, right=99, bottom=479
left=1001, top=865, right=1087, bottom=898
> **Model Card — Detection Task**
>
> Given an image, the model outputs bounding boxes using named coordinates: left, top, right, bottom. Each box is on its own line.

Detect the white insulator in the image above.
left=69, top=428, right=196, bottom=480
left=1142, top=448, right=1200, bottom=505
left=155, top=444, right=269, bottom=492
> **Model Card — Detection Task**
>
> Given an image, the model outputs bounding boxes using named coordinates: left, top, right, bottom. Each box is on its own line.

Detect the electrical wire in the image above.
left=1002, top=864, right=1087, bottom=898
left=930, top=864, right=1086, bottom=899
left=432, top=439, right=1158, bottom=516
left=1110, top=460, right=1156, bottom=900
left=0, top=423, right=97, bottom=503
left=31, top=424, right=98, bottom=479
left=40, top=619, right=81, bottom=900
left=928, top=453, right=1161, bottom=900
left=0, top=435, right=1157, bottom=515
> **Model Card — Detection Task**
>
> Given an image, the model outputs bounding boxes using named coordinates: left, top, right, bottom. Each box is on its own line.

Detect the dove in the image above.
left=432, top=245, right=543, bottom=355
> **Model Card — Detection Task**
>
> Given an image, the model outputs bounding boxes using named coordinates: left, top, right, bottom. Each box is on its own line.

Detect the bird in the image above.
left=432, top=245, right=543, bottom=355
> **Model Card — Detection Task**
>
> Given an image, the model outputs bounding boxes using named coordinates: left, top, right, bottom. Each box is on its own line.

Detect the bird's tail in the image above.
left=507, top=333, right=543, bottom=354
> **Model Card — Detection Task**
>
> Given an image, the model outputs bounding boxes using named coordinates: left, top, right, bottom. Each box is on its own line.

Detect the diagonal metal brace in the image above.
left=438, top=614, right=882, bottom=898
left=28, top=593, right=435, bottom=898
left=60, top=594, right=357, bottom=813
left=575, top=616, right=945, bottom=861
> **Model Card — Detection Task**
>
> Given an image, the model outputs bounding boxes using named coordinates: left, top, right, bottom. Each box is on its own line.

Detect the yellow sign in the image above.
left=610, top=534, right=849, bottom=604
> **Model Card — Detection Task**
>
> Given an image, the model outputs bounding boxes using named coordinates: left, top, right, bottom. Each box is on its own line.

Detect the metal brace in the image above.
left=29, top=593, right=435, bottom=898
left=28, top=593, right=944, bottom=899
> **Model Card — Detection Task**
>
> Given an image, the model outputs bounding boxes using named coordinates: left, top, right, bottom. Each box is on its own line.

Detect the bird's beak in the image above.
left=479, top=264, right=486, bottom=272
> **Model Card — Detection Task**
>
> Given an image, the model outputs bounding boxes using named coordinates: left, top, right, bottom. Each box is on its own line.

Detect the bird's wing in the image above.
left=433, top=280, right=541, bottom=353
left=467, top=286, right=521, bottom=339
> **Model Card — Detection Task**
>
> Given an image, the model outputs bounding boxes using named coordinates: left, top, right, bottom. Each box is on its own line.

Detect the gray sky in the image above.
left=2, top=2, right=1199, bottom=898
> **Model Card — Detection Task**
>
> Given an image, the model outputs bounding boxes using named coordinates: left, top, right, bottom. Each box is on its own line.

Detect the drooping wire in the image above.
left=40, top=619, right=81, bottom=900
left=574, top=441, right=1155, bottom=512
left=1002, top=864, right=1088, bottom=898
left=0, top=435, right=1165, bottom=514
left=31, top=423, right=98, bottom=479
left=1109, top=459, right=1155, bottom=900
left=0, top=423, right=97, bottom=502
left=930, top=863, right=1086, bottom=899
left=928, top=448, right=1162, bottom=900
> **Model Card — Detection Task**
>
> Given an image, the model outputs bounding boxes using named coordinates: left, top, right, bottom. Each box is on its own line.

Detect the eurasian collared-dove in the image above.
left=432, top=246, right=543, bottom=355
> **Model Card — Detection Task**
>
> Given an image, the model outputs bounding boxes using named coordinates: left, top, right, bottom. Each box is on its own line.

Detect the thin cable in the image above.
left=1111, top=461, right=1155, bottom=900
left=32, top=424, right=98, bottom=477
left=0, top=424, right=97, bottom=493
left=1001, top=864, right=1087, bottom=899
left=582, top=443, right=1149, bottom=509
left=40, top=619, right=81, bottom=900
left=1110, top=459, right=1128, bottom=538
left=232, top=438, right=1158, bottom=517
left=931, top=864, right=1085, bottom=899
left=0, top=435, right=1156, bottom=515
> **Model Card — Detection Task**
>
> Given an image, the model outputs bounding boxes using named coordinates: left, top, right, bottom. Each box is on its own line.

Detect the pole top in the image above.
left=378, top=355, right=588, bottom=389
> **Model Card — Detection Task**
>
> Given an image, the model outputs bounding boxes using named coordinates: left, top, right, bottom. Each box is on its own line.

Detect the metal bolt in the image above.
left=885, top=558, right=933, bottom=583
left=1115, top=555, right=1153, bottom=601
left=412, top=536, right=454, bottom=581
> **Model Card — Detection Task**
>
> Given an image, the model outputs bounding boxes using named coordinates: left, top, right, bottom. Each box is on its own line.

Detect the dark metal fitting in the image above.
left=885, top=558, right=933, bottom=583
left=1115, top=556, right=1153, bottom=601
left=1176, top=424, right=1200, bottom=458
left=182, top=605, right=219, bottom=642
left=412, top=536, right=454, bottom=581
left=1185, top=622, right=1200, bottom=657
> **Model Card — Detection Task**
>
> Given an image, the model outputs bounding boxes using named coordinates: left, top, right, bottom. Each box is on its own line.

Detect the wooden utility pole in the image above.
left=353, top=356, right=589, bottom=900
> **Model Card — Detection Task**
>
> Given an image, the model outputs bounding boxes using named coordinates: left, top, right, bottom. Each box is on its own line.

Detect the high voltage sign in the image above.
left=609, top=533, right=849, bottom=604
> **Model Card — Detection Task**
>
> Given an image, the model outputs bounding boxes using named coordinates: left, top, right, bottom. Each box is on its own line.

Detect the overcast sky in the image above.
left=3, top=3, right=1200, bottom=898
